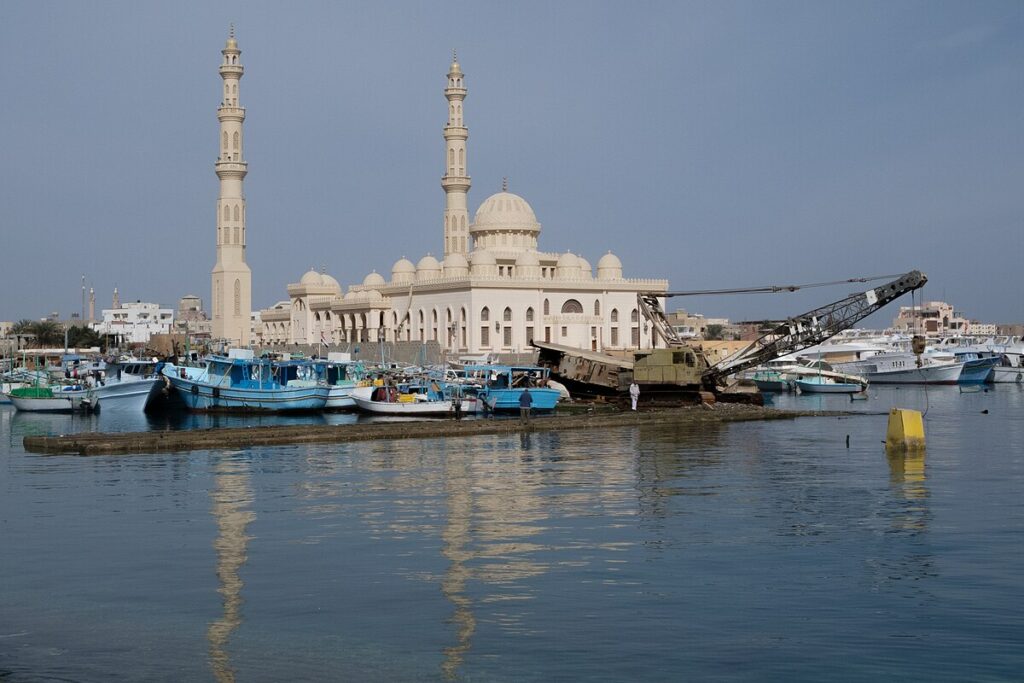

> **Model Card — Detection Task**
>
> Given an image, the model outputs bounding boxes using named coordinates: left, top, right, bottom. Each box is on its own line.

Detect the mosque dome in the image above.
left=416, top=255, right=442, bottom=282
left=343, top=290, right=359, bottom=301
left=321, top=274, right=341, bottom=292
left=469, top=249, right=497, bottom=276
left=364, top=289, right=384, bottom=301
left=300, top=269, right=323, bottom=286
left=556, top=252, right=582, bottom=280
left=597, top=251, right=623, bottom=280
left=391, top=257, right=416, bottom=284
left=577, top=256, right=593, bottom=280
left=362, top=271, right=386, bottom=288
left=515, top=250, right=540, bottom=267
left=515, top=250, right=541, bottom=279
left=443, top=253, right=469, bottom=277
left=471, top=191, right=541, bottom=234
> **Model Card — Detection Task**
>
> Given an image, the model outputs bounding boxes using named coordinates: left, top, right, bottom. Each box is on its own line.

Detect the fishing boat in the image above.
left=794, top=375, right=864, bottom=394
left=274, top=353, right=364, bottom=410
left=751, top=369, right=792, bottom=393
left=161, top=350, right=329, bottom=412
left=467, top=364, right=561, bottom=412
left=7, top=384, right=98, bottom=413
left=351, top=381, right=481, bottom=416
left=832, top=352, right=963, bottom=385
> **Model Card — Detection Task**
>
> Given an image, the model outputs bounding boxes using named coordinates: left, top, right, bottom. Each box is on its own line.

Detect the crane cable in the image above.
left=658, top=273, right=905, bottom=297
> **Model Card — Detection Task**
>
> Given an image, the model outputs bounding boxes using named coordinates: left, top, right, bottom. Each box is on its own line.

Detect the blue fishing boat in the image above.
left=161, top=350, right=329, bottom=412
left=468, top=364, right=561, bottom=412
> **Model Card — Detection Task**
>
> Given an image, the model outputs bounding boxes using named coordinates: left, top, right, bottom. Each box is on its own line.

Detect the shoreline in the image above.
left=23, top=404, right=866, bottom=456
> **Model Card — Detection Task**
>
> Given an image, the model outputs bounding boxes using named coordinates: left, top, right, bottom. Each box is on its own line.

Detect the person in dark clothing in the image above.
left=519, top=388, right=533, bottom=425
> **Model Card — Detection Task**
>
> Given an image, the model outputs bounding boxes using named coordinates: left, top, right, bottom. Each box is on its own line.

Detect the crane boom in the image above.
left=701, top=270, right=927, bottom=387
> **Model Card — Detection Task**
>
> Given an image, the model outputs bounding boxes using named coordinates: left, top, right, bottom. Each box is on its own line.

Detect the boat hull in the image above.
left=958, top=357, right=999, bottom=384
left=866, top=362, right=963, bottom=385
left=795, top=379, right=863, bottom=394
left=989, top=366, right=1024, bottom=383
left=92, top=378, right=164, bottom=412
left=163, top=369, right=328, bottom=412
left=9, top=391, right=96, bottom=413
left=483, top=388, right=561, bottom=412
left=351, top=386, right=457, bottom=416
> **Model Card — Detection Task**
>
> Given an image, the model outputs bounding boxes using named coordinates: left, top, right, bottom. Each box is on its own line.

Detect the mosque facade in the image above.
left=258, top=54, right=668, bottom=355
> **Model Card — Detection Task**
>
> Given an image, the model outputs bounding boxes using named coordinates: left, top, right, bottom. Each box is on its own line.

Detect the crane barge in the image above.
left=533, top=270, right=927, bottom=404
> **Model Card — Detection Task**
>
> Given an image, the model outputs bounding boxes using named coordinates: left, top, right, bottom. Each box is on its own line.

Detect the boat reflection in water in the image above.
left=207, top=456, right=255, bottom=682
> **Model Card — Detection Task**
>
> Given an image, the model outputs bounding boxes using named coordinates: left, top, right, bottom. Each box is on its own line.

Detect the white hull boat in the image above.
left=92, top=377, right=165, bottom=412
left=7, top=386, right=98, bottom=413
left=350, top=385, right=482, bottom=416
left=795, top=376, right=864, bottom=394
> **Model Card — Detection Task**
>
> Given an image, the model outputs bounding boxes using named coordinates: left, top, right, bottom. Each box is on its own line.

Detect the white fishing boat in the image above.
left=834, top=352, right=964, bottom=385
left=351, top=382, right=482, bottom=416
left=7, top=384, right=98, bottom=413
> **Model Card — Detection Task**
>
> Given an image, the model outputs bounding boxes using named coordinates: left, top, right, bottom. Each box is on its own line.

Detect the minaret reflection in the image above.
left=207, top=456, right=255, bottom=682
left=440, top=448, right=475, bottom=680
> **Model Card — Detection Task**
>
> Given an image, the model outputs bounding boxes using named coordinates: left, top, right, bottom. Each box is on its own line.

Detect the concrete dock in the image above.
left=22, top=405, right=854, bottom=456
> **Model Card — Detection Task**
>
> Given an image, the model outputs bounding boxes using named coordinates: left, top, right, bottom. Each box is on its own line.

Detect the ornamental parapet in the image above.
left=346, top=275, right=669, bottom=294
left=219, top=65, right=244, bottom=77
left=443, top=126, right=468, bottom=139
left=441, top=175, right=471, bottom=191
left=217, top=106, right=246, bottom=120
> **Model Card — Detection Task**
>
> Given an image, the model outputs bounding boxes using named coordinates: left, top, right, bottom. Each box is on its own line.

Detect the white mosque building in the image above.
left=258, top=53, right=668, bottom=355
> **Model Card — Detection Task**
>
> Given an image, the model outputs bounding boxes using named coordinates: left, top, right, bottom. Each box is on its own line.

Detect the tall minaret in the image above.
left=211, top=26, right=252, bottom=346
left=88, top=288, right=95, bottom=322
left=442, top=52, right=471, bottom=258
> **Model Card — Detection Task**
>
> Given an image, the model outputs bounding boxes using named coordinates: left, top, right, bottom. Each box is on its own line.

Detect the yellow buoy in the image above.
left=885, top=408, right=925, bottom=449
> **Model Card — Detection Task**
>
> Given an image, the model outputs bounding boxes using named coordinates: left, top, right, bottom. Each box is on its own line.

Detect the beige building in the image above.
left=210, top=28, right=252, bottom=348
left=259, top=55, right=668, bottom=355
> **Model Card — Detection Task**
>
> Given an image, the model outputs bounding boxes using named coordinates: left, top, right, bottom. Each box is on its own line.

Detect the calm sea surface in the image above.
left=2, top=385, right=1022, bottom=681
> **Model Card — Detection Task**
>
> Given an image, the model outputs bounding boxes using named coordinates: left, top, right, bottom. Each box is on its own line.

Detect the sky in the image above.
left=1, top=1, right=1021, bottom=328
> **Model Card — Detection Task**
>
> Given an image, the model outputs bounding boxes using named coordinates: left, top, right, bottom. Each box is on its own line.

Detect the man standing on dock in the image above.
left=519, top=387, right=533, bottom=426
left=629, top=381, right=640, bottom=411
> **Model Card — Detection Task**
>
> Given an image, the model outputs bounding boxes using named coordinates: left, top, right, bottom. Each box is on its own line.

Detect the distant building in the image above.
left=92, top=302, right=174, bottom=344
left=892, top=301, right=982, bottom=335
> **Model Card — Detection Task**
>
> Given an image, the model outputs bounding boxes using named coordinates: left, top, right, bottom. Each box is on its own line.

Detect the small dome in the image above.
left=577, top=256, right=593, bottom=279
left=443, top=253, right=469, bottom=276
left=364, top=289, right=383, bottom=301
left=471, top=191, right=540, bottom=234
left=557, top=252, right=579, bottom=268
left=597, top=251, right=622, bottom=270
left=362, top=271, right=386, bottom=287
left=444, top=252, right=468, bottom=269
left=391, top=257, right=416, bottom=284
left=417, top=255, right=441, bottom=272
left=469, top=249, right=496, bottom=266
left=597, top=251, right=623, bottom=281
left=515, top=250, right=540, bottom=267
left=392, top=257, right=416, bottom=274
left=300, top=269, right=322, bottom=286
left=343, top=290, right=359, bottom=301
left=321, top=274, right=341, bottom=291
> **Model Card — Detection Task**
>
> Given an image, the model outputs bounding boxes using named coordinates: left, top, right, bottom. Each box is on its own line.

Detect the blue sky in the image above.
left=1, top=1, right=1021, bottom=326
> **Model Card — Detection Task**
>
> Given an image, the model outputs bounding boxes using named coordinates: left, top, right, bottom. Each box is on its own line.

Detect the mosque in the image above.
left=211, top=33, right=669, bottom=354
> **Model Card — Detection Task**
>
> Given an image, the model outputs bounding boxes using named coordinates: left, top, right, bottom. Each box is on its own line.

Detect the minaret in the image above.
left=113, top=287, right=120, bottom=310
left=211, top=26, right=252, bottom=346
left=88, top=288, right=95, bottom=322
left=442, top=51, right=471, bottom=258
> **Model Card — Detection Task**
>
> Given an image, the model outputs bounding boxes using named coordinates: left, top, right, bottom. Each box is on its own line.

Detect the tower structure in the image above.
left=211, top=26, right=252, bottom=346
left=441, top=52, right=471, bottom=258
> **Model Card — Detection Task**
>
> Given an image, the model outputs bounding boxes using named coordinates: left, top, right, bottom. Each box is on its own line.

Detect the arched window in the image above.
left=526, top=307, right=534, bottom=322
left=503, top=307, right=512, bottom=322
left=561, top=299, right=583, bottom=314
left=594, top=300, right=601, bottom=316
left=418, top=310, right=424, bottom=324
left=223, top=205, right=230, bottom=221
left=543, top=299, right=550, bottom=315
left=631, top=308, right=639, bottom=323
left=233, top=279, right=240, bottom=315
left=611, top=308, right=619, bottom=323
left=233, top=205, right=240, bottom=221
left=233, top=132, right=239, bottom=150
left=480, top=306, right=490, bottom=322
left=234, top=227, right=239, bottom=244
left=458, top=148, right=464, bottom=167
left=449, top=148, right=454, bottom=168
left=222, top=132, right=228, bottom=150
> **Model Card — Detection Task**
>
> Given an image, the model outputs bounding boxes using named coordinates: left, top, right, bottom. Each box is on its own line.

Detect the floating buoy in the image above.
left=885, top=408, right=925, bottom=450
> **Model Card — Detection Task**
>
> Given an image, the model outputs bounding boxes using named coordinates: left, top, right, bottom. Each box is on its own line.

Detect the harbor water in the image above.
left=2, top=385, right=1022, bottom=681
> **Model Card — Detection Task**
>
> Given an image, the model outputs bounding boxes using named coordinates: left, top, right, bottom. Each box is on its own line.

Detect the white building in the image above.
left=92, top=302, right=174, bottom=344
left=259, top=54, right=668, bottom=355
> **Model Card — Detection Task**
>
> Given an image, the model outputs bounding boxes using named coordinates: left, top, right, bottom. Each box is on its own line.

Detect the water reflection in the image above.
left=885, top=446, right=929, bottom=530
left=207, top=456, right=255, bottom=682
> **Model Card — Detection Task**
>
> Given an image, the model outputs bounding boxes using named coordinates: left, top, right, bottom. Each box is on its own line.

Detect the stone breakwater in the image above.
left=23, top=405, right=863, bottom=456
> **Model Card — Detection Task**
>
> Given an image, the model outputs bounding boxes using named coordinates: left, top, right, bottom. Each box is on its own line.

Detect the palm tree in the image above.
left=27, top=320, right=65, bottom=348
